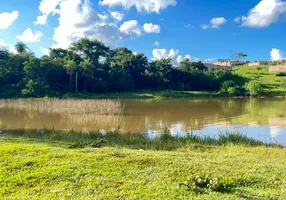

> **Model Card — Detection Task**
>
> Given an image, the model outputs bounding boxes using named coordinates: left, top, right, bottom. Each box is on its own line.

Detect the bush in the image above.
left=220, top=80, right=240, bottom=96
left=275, top=72, right=286, bottom=77
left=227, top=87, right=239, bottom=96
left=245, top=81, right=263, bottom=96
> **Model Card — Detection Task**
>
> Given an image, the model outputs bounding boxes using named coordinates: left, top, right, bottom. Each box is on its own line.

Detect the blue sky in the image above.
left=0, top=0, right=286, bottom=63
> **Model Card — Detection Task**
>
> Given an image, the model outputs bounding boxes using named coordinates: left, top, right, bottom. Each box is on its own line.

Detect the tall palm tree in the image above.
left=80, top=58, right=94, bottom=92
left=64, top=59, right=77, bottom=92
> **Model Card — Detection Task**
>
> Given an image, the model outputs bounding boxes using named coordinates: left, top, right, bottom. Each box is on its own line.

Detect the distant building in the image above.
left=269, top=63, right=286, bottom=73
left=248, top=61, right=269, bottom=66
left=213, top=61, right=243, bottom=67
left=203, top=63, right=232, bottom=71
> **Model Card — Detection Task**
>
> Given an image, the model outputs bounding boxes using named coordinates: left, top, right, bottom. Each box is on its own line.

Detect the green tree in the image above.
left=64, top=59, right=77, bottom=93
left=14, top=42, right=28, bottom=55
left=148, top=58, right=173, bottom=88
left=245, top=81, right=263, bottom=96
left=69, top=38, right=109, bottom=65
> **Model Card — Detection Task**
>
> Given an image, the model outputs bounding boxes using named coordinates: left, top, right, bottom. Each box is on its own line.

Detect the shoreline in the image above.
left=0, top=90, right=286, bottom=100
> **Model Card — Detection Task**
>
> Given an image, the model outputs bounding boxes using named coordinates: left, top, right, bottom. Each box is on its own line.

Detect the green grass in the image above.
left=60, top=90, right=218, bottom=99
left=233, top=64, right=286, bottom=96
left=1, top=130, right=286, bottom=199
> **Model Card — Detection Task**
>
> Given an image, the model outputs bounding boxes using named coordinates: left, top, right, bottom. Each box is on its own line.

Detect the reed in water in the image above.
left=0, top=99, right=124, bottom=115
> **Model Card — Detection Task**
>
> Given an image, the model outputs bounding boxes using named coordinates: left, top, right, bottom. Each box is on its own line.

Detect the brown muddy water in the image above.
left=0, top=98, right=286, bottom=145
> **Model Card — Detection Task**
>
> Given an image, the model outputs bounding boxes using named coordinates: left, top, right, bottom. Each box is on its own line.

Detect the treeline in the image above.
left=0, top=38, right=243, bottom=98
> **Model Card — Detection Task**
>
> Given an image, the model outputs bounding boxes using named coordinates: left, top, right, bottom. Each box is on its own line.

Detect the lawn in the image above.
left=1, top=131, right=286, bottom=199
left=233, top=64, right=286, bottom=96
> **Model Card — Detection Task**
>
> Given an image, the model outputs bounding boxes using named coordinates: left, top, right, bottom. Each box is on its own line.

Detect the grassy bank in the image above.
left=1, top=131, right=286, bottom=199
left=60, top=90, right=218, bottom=99
left=233, top=64, right=286, bottom=96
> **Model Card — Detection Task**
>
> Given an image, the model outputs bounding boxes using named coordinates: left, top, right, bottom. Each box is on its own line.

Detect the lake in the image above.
left=1, top=98, right=286, bottom=145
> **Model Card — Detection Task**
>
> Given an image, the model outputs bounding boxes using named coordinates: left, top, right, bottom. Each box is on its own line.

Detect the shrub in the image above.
left=245, top=81, right=263, bottom=96
left=227, top=87, right=239, bottom=96
left=275, top=72, right=286, bottom=77
left=220, top=80, right=240, bottom=96
left=220, top=80, right=236, bottom=91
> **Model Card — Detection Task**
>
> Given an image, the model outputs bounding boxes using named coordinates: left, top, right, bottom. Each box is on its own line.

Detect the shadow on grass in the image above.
left=0, top=128, right=270, bottom=151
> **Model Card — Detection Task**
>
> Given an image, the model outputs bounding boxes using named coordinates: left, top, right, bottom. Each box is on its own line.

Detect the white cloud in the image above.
left=35, top=0, right=162, bottom=49
left=110, top=11, right=124, bottom=21
left=35, top=15, right=48, bottom=25
left=152, top=49, right=191, bottom=65
left=201, top=24, right=209, bottom=30
left=153, top=41, right=159, bottom=46
left=0, top=40, right=16, bottom=53
left=177, top=55, right=191, bottom=63
left=270, top=48, right=285, bottom=61
left=143, top=23, right=160, bottom=33
left=201, top=17, right=227, bottom=30
left=41, top=47, right=50, bottom=55
left=234, top=16, right=241, bottom=23
left=0, top=11, right=19, bottom=29
left=241, top=0, right=286, bottom=28
left=35, top=0, right=61, bottom=25
left=210, top=17, right=227, bottom=28
left=100, top=0, right=177, bottom=13
left=120, top=20, right=142, bottom=36
left=16, top=28, right=43, bottom=43
left=52, top=0, right=128, bottom=49
left=152, top=49, right=178, bottom=60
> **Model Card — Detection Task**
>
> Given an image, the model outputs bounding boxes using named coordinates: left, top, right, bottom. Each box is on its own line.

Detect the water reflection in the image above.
left=1, top=98, right=286, bottom=145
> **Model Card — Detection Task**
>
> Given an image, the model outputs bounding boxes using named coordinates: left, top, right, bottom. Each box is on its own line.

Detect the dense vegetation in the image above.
left=0, top=38, right=244, bottom=98
left=1, top=131, right=285, bottom=199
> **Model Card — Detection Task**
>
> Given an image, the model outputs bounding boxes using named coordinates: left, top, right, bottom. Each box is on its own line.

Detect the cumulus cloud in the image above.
left=177, top=55, right=191, bottom=63
left=120, top=20, right=142, bottom=36
left=41, top=47, right=50, bottom=55
left=152, top=48, right=178, bottom=60
left=52, top=0, right=130, bottom=48
left=35, top=0, right=160, bottom=49
left=16, top=28, right=43, bottom=43
left=99, top=0, right=177, bottom=13
left=201, top=17, right=227, bottom=30
left=0, top=40, right=16, bottom=53
left=152, top=48, right=191, bottom=65
left=143, top=23, right=160, bottom=33
left=210, top=17, right=227, bottom=28
left=110, top=11, right=124, bottom=21
left=0, top=11, right=19, bottom=29
left=241, top=0, right=286, bottom=28
left=271, top=48, right=285, bottom=61
left=35, top=0, right=61, bottom=25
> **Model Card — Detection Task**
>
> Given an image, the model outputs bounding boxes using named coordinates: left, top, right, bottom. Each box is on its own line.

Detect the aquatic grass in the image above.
left=1, top=128, right=267, bottom=151
left=0, top=99, right=124, bottom=115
